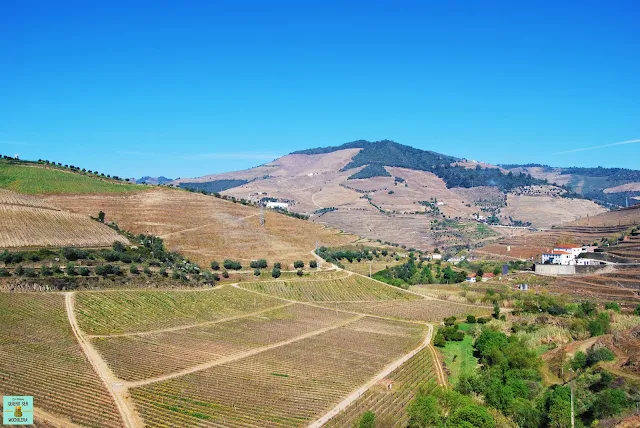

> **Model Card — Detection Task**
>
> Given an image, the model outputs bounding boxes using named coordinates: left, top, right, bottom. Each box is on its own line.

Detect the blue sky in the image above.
left=1, top=1, right=639, bottom=178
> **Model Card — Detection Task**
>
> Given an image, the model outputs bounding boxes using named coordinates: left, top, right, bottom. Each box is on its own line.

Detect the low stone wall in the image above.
left=534, top=263, right=639, bottom=276
left=535, top=264, right=576, bottom=276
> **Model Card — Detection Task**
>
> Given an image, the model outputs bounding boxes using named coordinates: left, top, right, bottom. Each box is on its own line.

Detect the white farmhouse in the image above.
left=266, top=201, right=289, bottom=211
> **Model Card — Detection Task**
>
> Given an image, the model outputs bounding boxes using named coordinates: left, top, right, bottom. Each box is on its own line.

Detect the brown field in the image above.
left=0, top=203, right=127, bottom=249
left=92, top=304, right=354, bottom=381
left=341, top=257, right=403, bottom=276
left=130, top=316, right=426, bottom=427
left=45, top=187, right=356, bottom=266
left=319, top=298, right=490, bottom=322
left=502, top=194, right=607, bottom=229
left=0, top=188, right=59, bottom=209
left=569, top=205, right=640, bottom=227
left=0, top=293, right=122, bottom=427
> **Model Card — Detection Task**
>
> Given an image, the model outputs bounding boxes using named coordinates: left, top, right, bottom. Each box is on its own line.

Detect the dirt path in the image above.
left=309, top=324, right=441, bottom=427
left=87, top=302, right=295, bottom=338
left=126, top=314, right=364, bottom=388
left=65, top=292, right=143, bottom=428
left=159, top=213, right=259, bottom=239
left=33, top=406, right=85, bottom=428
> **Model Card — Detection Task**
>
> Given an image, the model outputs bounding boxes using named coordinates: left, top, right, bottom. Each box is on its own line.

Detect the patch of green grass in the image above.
left=441, top=332, right=478, bottom=386
left=0, top=162, right=138, bottom=194
left=457, top=322, right=471, bottom=332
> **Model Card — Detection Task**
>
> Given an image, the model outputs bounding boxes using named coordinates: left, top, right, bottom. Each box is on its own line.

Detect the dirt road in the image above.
left=65, top=292, right=143, bottom=428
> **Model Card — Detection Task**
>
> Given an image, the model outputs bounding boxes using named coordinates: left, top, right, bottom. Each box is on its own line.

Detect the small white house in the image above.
left=553, top=244, right=585, bottom=258
left=430, top=253, right=442, bottom=261
left=466, top=273, right=476, bottom=283
left=266, top=202, right=289, bottom=211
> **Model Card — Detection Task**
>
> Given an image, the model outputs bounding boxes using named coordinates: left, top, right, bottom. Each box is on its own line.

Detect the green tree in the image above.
left=129, top=264, right=139, bottom=274
left=210, top=261, right=220, bottom=270
left=407, top=394, right=441, bottom=428
left=309, top=260, right=318, bottom=268
left=272, top=267, right=281, bottom=278
left=253, top=268, right=261, bottom=276
left=296, top=269, right=304, bottom=276
left=592, top=388, right=628, bottom=418
left=356, top=411, right=375, bottom=428
left=604, top=302, right=621, bottom=312
left=294, top=260, right=304, bottom=269
left=571, top=351, right=587, bottom=371
left=66, top=262, right=77, bottom=276
left=78, top=267, right=90, bottom=276
left=448, top=404, right=495, bottom=428
left=493, top=303, right=500, bottom=319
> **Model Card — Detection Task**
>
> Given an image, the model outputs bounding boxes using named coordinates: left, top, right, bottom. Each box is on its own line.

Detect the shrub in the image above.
left=571, top=351, right=587, bottom=371
left=210, top=261, right=220, bottom=270
left=310, top=260, right=318, bottom=268
left=588, top=312, right=611, bottom=337
left=78, top=267, right=90, bottom=276
left=66, top=262, right=77, bottom=276
left=112, top=241, right=126, bottom=253
left=103, top=251, right=120, bottom=262
left=129, top=264, right=139, bottom=274
left=466, top=315, right=477, bottom=324
left=254, top=268, right=261, bottom=276
left=0, top=268, right=10, bottom=277
left=40, top=265, right=53, bottom=276
left=172, top=271, right=180, bottom=280
left=15, top=265, right=24, bottom=275
left=634, top=305, right=640, bottom=316
left=605, top=302, right=621, bottom=312
left=592, top=389, right=628, bottom=418
left=223, top=259, right=242, bottom=270
left=23, top=268, right=37, bottom=278
left=222, top=270, right=229, bottom=278
left=296, top=269, right=303, bottom=276
left=587, top=347, right=615, bottom=366
left=250, top=259, right=268, bottom=269
left=272, top=267, right=281, bottom=278
left=444, top=316, right=457, bottom=326
left=434, top=332, right=446, bottom=347
left=143, top=266, right=152, bottom=276
left=62, top=247, right=88, bottom=261
left=274, top=262, right=282, bottom=269
left=293, top=260, right=304, bottom=269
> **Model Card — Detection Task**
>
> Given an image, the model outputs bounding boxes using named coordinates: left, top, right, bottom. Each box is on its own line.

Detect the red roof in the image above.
left=554, top=244, right=582, bottom=249
left=467, top=273, right=476, bottom=278
left=544, top=250, right=570, bottom=255
left=483, top=273, right=495, bottom=278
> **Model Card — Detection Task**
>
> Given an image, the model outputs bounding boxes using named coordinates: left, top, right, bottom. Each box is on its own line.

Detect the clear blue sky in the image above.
left=2, top=1, right=639, bottom=178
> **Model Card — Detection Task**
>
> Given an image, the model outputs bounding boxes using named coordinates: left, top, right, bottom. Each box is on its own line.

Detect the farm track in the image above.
left=65, top=292, right=143, bottom=428
left=58, top=262, right=465, bottom=427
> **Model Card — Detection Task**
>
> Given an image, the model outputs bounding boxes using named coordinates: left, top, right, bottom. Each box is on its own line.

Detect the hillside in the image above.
left=502, top=164, right=640, bottom=208
left=45, top=188, right=356, bottom=266
left=171, top=140, right=607, bottom=250
left=0, top=189, right=127, bottom=249
left=568, top=204, right=640, bottom=227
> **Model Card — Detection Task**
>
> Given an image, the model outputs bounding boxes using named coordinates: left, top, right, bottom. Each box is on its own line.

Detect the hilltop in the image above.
left=171, top=140, right=610, bottom=251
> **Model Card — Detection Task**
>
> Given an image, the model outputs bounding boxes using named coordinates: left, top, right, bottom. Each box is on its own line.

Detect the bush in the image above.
left=222, top=270, right=229, bottom=278
left=15, top=265, right=24, bottom=275
left=210, top=261, right=220, bottom=270
left=571, top=351, right=587, bottom=371
left=159, top=267, right=168, bottom=277
left=274, top=262, right=282, bottom=269
left=310, top=260, right=318, bottom=268
left=143, top=266, right=152, bottom=276
left=62, top=247, right=89, bottom=261
left=592, top=389, right=628, bottom=418
left=113, top=241, right=126, bottom=253
left=253, top=268, right=261, bottom=276
left=296, top=269, right=303, bottom=276
left=634, top=305, right=640, bottom=316
left=444, top=316, right=457, bottom=326
left=103, top=251, right=120, bottom=262
left=466, top=315, right=477, bottom=324
left=293, top=260, right=304, bottom=269
left=78, top=267, right=90, bottom=276
left=434, top=332, right=446, bottom=347
left=272, top=268, right=281, bottom=278
left=587, top=347, right=615, bottom=366
left=66, top=262, right=77, bottom=276
left=0, top=268, right=10, bottom=277
left=23, top=268, right=37, bottom=278
left=129, top=264, right=139, bottom=274
left=250, top=259, right=268, bottom=269
left=223, top=259, right=242, bottom=270
left=588, top=312, right=611, bottom=337
left=604, top=302, right=621, bottom=312
left=40, top=265, right=53, bottom=276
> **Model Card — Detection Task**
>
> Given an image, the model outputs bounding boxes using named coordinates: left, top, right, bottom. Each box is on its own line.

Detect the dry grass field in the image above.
left=45, top=188, right=356, bottom=266
left=568, top=205, right=640, bottom=227
left=129, top=316, right=426, bottom=427
left=0, top=189, right=127, bottom=249
left=0, top=293, right=123, bottom=427
left=502, top=194, right=606, bottom=228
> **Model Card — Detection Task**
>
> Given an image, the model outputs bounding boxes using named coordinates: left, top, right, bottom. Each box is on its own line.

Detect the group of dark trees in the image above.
left=373, top=254, right=466, bottom=288
left=316, top=246, right=392, bottom=267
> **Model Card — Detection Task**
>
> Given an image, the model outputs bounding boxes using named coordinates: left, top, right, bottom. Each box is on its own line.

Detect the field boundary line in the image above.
left=87, top=302, right=295, bottom=338
left=158, top=213, right=259, bottom=239
left=309, top=323, right=436, bottom=427
left=34, top=406, right=85, bottom=428
left=65, top=292, right=143, bottom=428
left=125, top=314, right=364, bottom=388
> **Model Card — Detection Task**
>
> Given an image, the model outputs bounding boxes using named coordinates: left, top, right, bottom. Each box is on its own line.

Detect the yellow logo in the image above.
left=14, top=406, right=22, bottom=417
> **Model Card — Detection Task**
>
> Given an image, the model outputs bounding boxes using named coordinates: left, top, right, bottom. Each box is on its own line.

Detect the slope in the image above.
left=45, top=187, right=356, bottom=266
left=0, top=189, right=127, bottom=249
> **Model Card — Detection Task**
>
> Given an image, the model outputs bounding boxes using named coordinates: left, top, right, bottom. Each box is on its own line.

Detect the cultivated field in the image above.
left=238, top=275, right=418, bottom=302
left=0, top=162, right=138, bottom=194
left=91, top=303, right=354, bottom=381
left=320, top=298, right=489, bottom=323
left=74, top=287, right=283, bottom=335
left=130, top=317, right=426, bottom=427
left=324, top=346, right=438, bottom=427
left=0, top=293, right=123, bottom=427
left=46, top=188, right=355, bottom=266
left=568, top=205, right=640, bottom=227
left=0, top=203, right=127, bottom=249
left=0, top=188, right=59, bottom=209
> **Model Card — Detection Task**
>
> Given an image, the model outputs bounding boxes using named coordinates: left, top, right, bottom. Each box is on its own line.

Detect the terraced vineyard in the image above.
left=130, top=317, right=426, bottom=427
left=75, top=287, right=283, bottom=335
left=92, top=304, right=354, bottom=381
left=324, top=347, right=439, bottom=427
left=0, top=204, right=127, bottom=249
left=0, top=293, right=123, bottom=427
left=0, top=188, right=59, bottom=209
left=320, top=298, right=489, bottom=322
left=239, top=275, right=418, bottom=302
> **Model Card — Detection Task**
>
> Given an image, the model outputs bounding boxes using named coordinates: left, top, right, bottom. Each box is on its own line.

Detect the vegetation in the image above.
left=179, top=179, right=248, bottom=193
left=347, top=163, right=391, bottom=180
left=374, top=254, right=466, bottom=288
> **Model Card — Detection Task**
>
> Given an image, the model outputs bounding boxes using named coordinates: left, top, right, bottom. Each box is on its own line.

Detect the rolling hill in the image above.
left=172, top=140, right=610, bottom=251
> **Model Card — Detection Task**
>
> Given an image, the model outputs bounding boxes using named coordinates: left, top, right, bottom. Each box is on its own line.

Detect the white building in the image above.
left=553, top=244, right=586, bottom=258
left=541, top=250, right=574, bottom=265
left=266, top=201, right=289, bottom=211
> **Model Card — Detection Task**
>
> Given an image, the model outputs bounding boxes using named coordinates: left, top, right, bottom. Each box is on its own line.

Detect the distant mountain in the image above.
left=136, top=176, right=173, bottom=185
left=500, top=164, right=640, bottom=209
